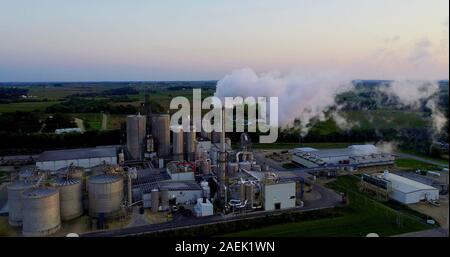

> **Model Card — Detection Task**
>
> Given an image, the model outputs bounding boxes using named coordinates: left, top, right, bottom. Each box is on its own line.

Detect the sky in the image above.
left=0, top=0, right=448, bottom=82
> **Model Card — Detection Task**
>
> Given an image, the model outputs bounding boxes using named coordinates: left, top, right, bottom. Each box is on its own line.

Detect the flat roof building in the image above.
left=376, top=172, right=439, bottom=204
left=36, top=146, right=118, bottom=171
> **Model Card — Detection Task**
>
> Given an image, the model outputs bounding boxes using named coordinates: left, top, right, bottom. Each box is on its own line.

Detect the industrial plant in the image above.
left=1, top=93, right=446, bottom=238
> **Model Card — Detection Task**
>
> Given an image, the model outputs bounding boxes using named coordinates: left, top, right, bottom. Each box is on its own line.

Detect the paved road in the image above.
left=397, top=153, right=449, bottom=168
left=393, top=228, right=448, bottom=237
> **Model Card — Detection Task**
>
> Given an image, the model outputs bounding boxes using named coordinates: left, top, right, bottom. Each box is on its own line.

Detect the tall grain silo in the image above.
left=88, top=174, right=124, bottom=217
left=184, top=126, right=196, bottom=161
left=245, top=183, right=254, bottom=208
left=51, top=178, right=83, bottom=221
left=151, top=114, right=170, bottom=158
left=160, top=189, right=170, bottom=211
left=22, top=188, right=61, bottom=237
left=126, top=114, right=147, bottom=160
left=171, top=126, right=184, bottom=161
left=7, top=181, right=34, bottom=226
left=151, top=189, right=160, bottom=212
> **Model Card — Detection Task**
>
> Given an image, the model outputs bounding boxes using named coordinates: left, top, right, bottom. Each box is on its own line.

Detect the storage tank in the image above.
left=151, top=114, right=171, bottom=158
left=22, top=188, right=61, bottom=236
left=126, top=114, right=147, bottom=160
left=151, top=189, right=160, bottom=212
left=88, top=174, right=124, bottom=217
left=7, top=181, right=34, bottom=226
left=201, top=160, right=211, bottom=175
left=227, top=163, right=239, bottom=176
left=51, top=178, right=83, bottom=221
left=160, top=189, right=170, bottom=211
left=172, top=126, right=184, bottom=161
left=239, top=183, right=246, bottom=202
left=245, top=183, right=254, bottom=208
left=185, top=126, right=196, bottom=161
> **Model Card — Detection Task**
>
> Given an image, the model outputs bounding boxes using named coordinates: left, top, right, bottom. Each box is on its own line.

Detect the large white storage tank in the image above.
left=51, top=178, right=83, bottom=221
left=7, top=181, right=34, bottom=226
left=22, top=187, right=61, bottom=237
left=151, top=114, right=171, bottom=158
left=88, top=174, right=124, bottom=217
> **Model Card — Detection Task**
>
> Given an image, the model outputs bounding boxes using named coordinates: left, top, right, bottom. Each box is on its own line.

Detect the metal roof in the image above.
left=88, top=174, right=122, bottom=184
left=378, top=173, right=438, bottom=194
left=22, top=188, right=58, bottom=199
left=140, top=181, right=202, bottom=195
left=37, top=147, right=117, bottom=162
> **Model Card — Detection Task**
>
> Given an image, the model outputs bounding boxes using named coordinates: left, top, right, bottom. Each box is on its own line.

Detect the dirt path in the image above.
left=101, top=114, right=107, bottom=130
left=74, top=118, right=85, bottom=132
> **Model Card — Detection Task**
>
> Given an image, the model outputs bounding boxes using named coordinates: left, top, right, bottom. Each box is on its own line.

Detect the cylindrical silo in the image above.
left=201, top=160, right=211, bottom=175
left=239, top=183, right=246, bottom=202
left=160, top=189, right=169, bottom=211
left=227, top=163, right=239, bottom=177
left=172, top=126, right=184, bottom=161
left=51, top=178, right=83, bottom=221
left=22, top=188, right=61, bottom=237
left=151, top=189, right=160, bottom=213
left=245, top=183, right=254, bottom=208
left=88, top=174, right=124, bottom=217
left=184, top=126, right=196, bottom=161
left=126, top=114, right=147, bottom=160
left=7, top=181, right=34, bottom=226
left=151, top=114, right=170, bottom=158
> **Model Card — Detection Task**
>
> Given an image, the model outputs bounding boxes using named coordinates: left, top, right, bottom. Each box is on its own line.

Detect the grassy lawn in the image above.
left=400, top=150, right=449, bottom=166
left=395, top=158, right=441, bottom=171
left=0, top=101, right=60, bottom=113
left=224, top=176, right=430, bottom=237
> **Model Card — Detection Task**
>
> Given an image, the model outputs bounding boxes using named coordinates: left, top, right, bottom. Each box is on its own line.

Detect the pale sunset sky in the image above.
left=0, top=0, right=448, bottom=81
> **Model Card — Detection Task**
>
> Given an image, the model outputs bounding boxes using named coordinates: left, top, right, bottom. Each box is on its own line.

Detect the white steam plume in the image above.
left=214, top=68, right=354, bottom=136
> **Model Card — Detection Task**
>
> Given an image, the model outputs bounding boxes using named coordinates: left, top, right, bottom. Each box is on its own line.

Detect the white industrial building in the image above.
left=141, top=181, right=203, bottom=207
left=36, top=146, right=118, bottom=171
left=194, top=198, right=214, bottom=217
left=292, top=145, right=394, bottom=168
left=262, top=181, right=296, bottom=211
left=377, top=172, right=439, bottom=204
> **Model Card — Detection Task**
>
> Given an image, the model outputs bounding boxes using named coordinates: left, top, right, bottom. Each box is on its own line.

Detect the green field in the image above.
left=0, top=101, right=59, bottom=113
left=344, top=109, right=428, bottom=130
left=224, top=176, right=430, bottom=237
left=395, top=158, right=441, bottom=171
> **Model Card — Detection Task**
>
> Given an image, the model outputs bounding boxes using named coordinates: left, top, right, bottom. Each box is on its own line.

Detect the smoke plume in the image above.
left=214, top=68, right=353, bottom=136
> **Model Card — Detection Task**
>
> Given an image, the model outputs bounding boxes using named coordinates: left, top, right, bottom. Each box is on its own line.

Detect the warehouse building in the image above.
left=376, top=172, right=439, bottom=204
left=292, top=145, right=394, bottom=170
left=36, top=146, right=118, bottom=171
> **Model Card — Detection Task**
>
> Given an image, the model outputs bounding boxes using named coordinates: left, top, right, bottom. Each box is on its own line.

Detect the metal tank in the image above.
left=7, top=181, right=34, bottom=226
left=239, top=183, right=246, bottom=202
left=227, top=163, right=239, bottom=177
left=172, top=126, right=184, bottom=161
left=201, top=160, right=211, bottom=175
left=160, top=189, right=170, bottom=211
left=184, top=126, right=196, bottom=161
left=22, top=187, right=61, bottom=237
left=88, top=174, right=124, bottom=217
left=151, top=189, right=160, bottom=212
left=126, top=114, right=147, bottom=160
left=245, top=183, right=254, bottom=208
left=51, top=178, right=83, bottom=221
left=151, top=114, right=171, bottom=158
